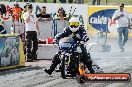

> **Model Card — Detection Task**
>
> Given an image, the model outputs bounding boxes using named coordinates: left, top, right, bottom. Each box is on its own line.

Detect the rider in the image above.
left=44, top=17, right=95, bottom=75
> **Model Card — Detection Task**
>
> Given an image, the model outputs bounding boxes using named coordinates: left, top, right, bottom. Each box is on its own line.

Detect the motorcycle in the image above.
left=58, top=37, right=86, bottom=79
left=58, top=36, right=103, bottom=83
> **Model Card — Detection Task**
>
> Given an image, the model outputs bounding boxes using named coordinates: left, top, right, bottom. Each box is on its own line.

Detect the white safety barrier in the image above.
left=5, top=19, right=69, bottom=39
left=38, top=21, right=53, bottom=39
left=38, top=20, right=69, bottom=39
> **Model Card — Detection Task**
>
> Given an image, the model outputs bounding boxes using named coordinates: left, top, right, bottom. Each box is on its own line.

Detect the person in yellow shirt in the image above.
left=9, top=2, right=23, bottom=22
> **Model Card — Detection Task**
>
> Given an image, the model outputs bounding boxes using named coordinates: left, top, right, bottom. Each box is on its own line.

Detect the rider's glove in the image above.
left=80, top=41, right=85, bottom=45
left=52, top=39, right=58, bottom=44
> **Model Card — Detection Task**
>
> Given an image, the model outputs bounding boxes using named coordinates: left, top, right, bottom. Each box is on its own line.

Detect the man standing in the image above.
left=23, top=4, right=40, bottom=62
left=113, top=3, right=130, bottom=52
left=36, top=6, right=52, bottom=21
left=9, top=2, right=23, bottom=22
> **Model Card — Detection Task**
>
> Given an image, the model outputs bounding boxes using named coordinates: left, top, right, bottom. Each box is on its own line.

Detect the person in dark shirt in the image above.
left=36, top=6, right=52, bottom=21
left=0, top=14, right=6, bottom=34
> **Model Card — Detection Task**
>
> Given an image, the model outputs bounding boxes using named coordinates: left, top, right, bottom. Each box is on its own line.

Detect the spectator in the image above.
left=20, top=5, right=27, bottom=50
left=0, top=14, right=6, bottom=34
left=23, top=4, right=40, bottom=62
left=21, top=5, right=27, bottom=22
left=36, top=6, right=52, bottom=21
left=112, top=3, right=130, bottom=52
left=9, top=2, right=23, bottom=22
left=54, top=7, right=68, bottom=20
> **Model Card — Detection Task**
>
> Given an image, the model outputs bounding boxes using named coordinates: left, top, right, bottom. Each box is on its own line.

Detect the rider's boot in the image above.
left=86, top=61, right=95, bottom=73
left=44, top=54, right=60, bottom=75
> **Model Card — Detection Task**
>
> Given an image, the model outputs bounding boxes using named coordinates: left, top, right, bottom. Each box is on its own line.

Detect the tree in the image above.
left=68, top=0, right=73, bottom=3
left=29, top=0, right=35, bottom=2
left=43, top=0, right=47, bottom=3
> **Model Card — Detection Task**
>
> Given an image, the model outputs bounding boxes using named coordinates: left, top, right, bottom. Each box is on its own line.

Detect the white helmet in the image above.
left=69, top=17, right=80, bottom=32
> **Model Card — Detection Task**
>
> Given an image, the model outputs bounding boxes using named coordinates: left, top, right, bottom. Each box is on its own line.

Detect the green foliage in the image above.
left=68, top=0, right=73, bottom=3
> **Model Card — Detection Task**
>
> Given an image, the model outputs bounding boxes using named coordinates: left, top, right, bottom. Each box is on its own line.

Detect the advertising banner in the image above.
left=0, top=34, right=25, bottom=70
left=88, top=6, right=132, bottom=37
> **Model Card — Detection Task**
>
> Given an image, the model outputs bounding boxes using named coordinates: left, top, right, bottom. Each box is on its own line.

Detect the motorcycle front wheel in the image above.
left=61, top=54, right=69, bottom=79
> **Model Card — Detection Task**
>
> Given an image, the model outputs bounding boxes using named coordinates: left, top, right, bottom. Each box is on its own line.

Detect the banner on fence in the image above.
left=0, top=34, right=25, bottom=70
left=88, top=6, right=132, bottom=37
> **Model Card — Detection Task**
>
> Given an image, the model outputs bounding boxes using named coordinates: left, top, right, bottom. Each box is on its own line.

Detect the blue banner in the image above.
left=89, top=9, right=117, bottom=32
